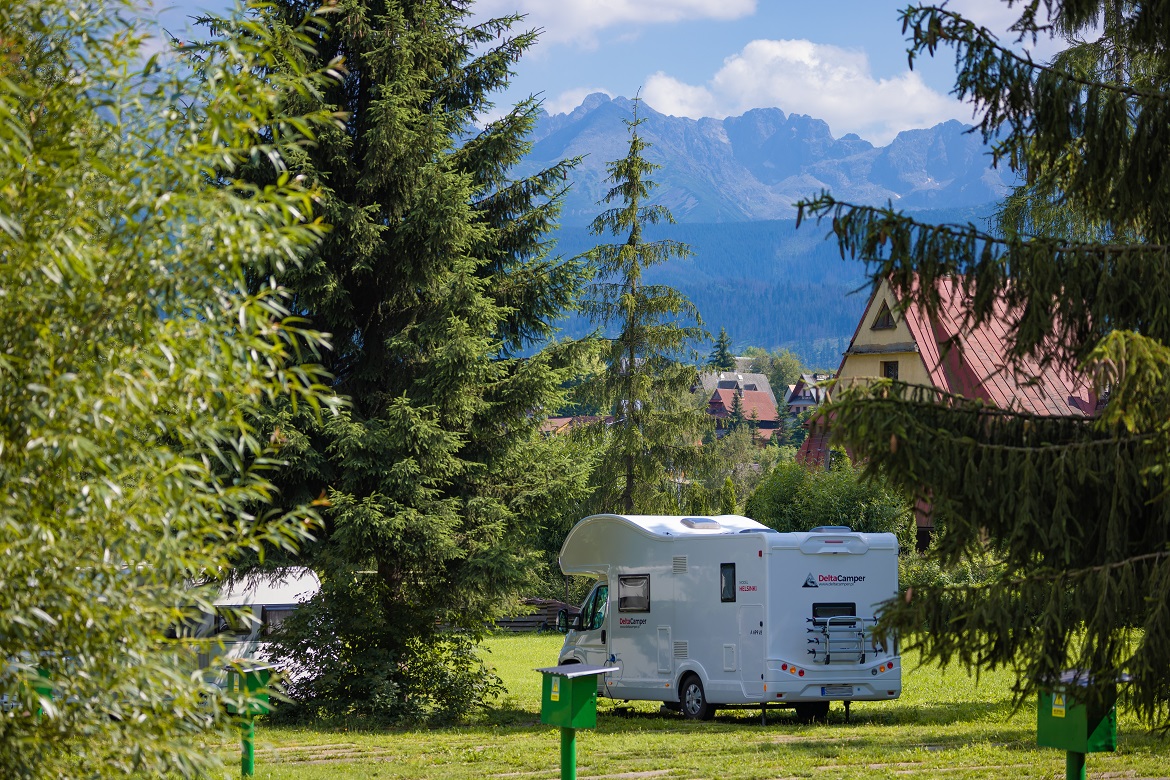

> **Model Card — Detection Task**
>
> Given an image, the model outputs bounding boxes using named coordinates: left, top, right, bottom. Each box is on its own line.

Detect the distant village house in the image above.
left=698, top=369, right=781, bottom=443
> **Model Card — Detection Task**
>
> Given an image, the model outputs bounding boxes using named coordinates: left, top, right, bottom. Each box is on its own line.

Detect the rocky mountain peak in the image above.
left=524, top=96, right=1014, bottom=225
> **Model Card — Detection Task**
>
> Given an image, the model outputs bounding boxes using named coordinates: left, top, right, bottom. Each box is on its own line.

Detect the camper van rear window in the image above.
left=812, top=602, right=857, bottom=626
left=720, top=563, right=736, bottom=602
left=618, top=575, right=651, bottom=612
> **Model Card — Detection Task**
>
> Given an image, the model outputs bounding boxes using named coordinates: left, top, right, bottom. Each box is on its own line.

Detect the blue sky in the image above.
left=149, top=1, right=1064, bottom=145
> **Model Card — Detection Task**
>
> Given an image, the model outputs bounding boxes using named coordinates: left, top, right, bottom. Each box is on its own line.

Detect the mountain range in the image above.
left=523, top=94, right=1015, bottom=225
left=521, top=95, right=1011, bottom=365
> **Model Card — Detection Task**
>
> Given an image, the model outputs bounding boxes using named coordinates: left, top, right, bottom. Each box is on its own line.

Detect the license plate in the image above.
left=821, top=685, right=854, bottom=696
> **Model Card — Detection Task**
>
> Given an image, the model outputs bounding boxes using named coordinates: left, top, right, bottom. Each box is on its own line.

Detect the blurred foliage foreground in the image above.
left=0, top=1, right=343, bottom=776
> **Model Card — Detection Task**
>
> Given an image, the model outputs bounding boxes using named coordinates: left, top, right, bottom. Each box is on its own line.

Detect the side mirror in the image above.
left=555, top=609, right=569, bottom=634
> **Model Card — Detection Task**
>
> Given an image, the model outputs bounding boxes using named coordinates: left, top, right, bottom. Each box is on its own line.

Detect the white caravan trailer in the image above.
left=554, top=514, right=901, bottom=721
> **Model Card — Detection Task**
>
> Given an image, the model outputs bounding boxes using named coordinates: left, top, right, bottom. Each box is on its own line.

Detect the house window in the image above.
left=881, top=360, right=899, bottom=380
left=720, top=563, right=736, bottom=603
left=618, top=575, right=650, bottom=612
left=871, top=301, right=896, bottom=329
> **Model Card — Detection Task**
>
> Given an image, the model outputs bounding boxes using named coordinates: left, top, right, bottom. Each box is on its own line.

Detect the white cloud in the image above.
left=642, top=73, right=719, bottom=119
left=473, top=0, right=756, bottom=47
left=641, top=39, right=970, bottom=145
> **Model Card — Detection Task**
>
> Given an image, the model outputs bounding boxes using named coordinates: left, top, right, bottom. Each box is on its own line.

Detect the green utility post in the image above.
left=224, top=664, right=273, bottom=778
left=537, top=664, right=618, bottom=780
left=1036, top=671, right=1118, bottom=780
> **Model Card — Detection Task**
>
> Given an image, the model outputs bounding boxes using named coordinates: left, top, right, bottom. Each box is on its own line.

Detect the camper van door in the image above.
left=572, top=581, right=611, bottom=692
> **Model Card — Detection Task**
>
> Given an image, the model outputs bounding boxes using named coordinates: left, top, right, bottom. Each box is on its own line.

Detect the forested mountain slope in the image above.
left=550, top=207, right=994, bottom=368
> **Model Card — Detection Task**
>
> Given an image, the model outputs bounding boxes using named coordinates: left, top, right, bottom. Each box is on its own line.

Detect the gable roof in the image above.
left=841, top=277, right=1099, bottom=417
left=698, top=371, right=776, bottom=404
left=787, top=373, right=832, bottom=408
left=708, top=388, right=778, bottom=423
left=540, top=415, right=614, bottom=435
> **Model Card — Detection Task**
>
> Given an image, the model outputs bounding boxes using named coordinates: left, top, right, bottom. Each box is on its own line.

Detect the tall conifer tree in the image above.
left=797, top=0, right=1170, bottom=725
left=728, top=391, right=746, bottom=432
left=233, top=0, right=591, bottom=720
left=708, top=327, right=735, bottom=371
left=579, top=100, right=708, bottom=514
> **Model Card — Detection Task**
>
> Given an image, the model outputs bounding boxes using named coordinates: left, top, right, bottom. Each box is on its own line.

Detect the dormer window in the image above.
left=871, top=300, right=896, bottom=330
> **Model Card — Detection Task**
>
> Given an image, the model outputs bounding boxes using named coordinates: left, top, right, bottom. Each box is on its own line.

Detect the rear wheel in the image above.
left=794, top=701, right=830, bottom=724
left=680, top=674, right=715, bottom=721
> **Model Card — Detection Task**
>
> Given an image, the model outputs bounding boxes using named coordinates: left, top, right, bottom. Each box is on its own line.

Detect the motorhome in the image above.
left=554, top=514, right=901, bottom=721
left=191, top=567, right=320, bottom=676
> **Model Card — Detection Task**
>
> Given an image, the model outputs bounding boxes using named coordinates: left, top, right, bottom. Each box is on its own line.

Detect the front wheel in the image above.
left=680, top=674, right=715, bottom=721
left=794, top=701, right=830, bottom=724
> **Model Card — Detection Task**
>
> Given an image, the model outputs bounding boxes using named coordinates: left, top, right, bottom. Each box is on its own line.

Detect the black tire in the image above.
left=679, top=674, right=715, bottom=721
left=794, top=701, right=830, bottom=724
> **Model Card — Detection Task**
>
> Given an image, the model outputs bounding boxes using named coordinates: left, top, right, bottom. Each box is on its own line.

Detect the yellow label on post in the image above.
left=551, top=677, right=560, bottom=702
left=1052, top=693, right=1066, bottom=718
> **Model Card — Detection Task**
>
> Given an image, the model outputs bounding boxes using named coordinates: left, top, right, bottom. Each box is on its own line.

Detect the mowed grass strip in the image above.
left=225, top=634, right=1169, bottom=780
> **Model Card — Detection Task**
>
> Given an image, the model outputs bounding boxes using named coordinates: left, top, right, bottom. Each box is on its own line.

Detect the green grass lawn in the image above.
left=219, top=634, right=1168, bottom=779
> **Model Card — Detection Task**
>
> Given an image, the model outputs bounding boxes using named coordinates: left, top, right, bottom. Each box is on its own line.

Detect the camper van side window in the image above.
left=720, top=563, right=736, bottom=603
left=215, top=606, right=256, bottom=635
left=618, top=575, right=650, bottom=612
left=263, top=606, right=296, bottom=635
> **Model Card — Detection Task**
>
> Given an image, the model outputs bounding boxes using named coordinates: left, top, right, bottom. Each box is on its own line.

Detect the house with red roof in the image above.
left=707, top=385, right=780, bottom=442
left=540, top=415, right=614, bottom=436
left=799, top=276, right=1102, bottom=546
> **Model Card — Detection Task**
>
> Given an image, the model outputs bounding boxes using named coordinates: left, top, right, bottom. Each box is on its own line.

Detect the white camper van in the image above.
left=191, top=567, right=320, bottom=677
left=554, top=514, right=901, bottom=721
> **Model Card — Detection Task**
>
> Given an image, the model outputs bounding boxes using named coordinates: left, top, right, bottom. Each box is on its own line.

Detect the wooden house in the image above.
left=800, top=276, right=1101, bottom=546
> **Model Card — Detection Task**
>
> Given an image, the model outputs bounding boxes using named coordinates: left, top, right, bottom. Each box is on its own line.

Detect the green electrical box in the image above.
left=537, top=664, right=618, bottom=730
left=224, top=664, right=273, bottom=717
left=1037, top=672, right=1117, bottom=754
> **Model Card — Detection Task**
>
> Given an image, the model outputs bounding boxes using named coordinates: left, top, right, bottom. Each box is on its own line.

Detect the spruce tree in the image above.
left=708, top=326, right=736, bottom=371
left=728, top=391, right=746, bottom=432
left=797, top=0, right=1170, bottom=725
left=232, top=0, right=591, bottom=721
left=579, top=100, right=708, bottom=514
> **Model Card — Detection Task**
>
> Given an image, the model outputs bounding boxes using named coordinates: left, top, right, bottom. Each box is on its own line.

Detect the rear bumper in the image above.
left=762, top=663, right=902, bottom=702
